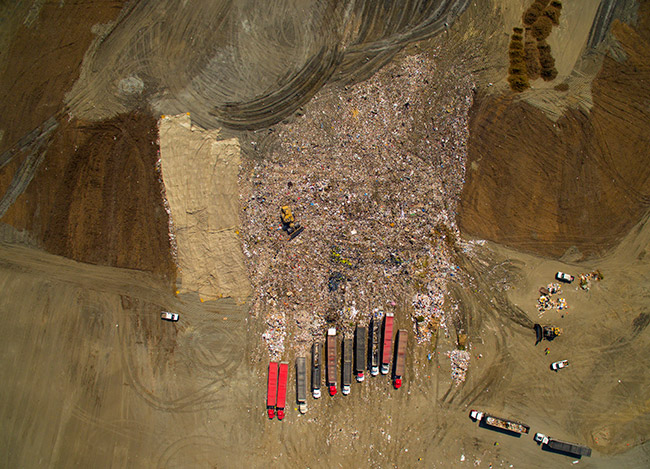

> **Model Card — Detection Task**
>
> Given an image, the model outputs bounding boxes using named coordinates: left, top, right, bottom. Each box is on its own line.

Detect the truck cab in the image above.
left=535, top=433, right=549, bottom=445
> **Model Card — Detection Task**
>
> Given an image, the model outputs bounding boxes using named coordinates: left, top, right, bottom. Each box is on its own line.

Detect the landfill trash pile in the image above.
left=537, top=283, right=568, bottom=315
left=579, top=270, right=603, bottom=291
left=448, top=349, right=471, bottom=385
left=239, top=50, right=477, bottom=359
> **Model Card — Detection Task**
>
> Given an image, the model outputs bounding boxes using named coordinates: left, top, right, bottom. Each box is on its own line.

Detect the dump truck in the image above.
left=326, top=328, right=337, bottom=396
left=296, top=357, right=307, bottom=414
left=393, top=329, right=407, bottom=389
left=276, top=362, right=289, bottom=420
left=311, top=342, right=321, bottom=399
left=342, top=338, right=353, bottom=395
left=534, top=323, right=561, bottom=345
left=470, top=410, right=530, bottom=435
left=267, top=362, right=278, bottom=419
left=354, top=326, right=367, bottom=382
left=380, top=312, right=395, bottom=375
left=280, top=205, right=304, bottom=240
left=369, top=318, right=379, bottom=376
left=535, top=433, right=592, bottom=457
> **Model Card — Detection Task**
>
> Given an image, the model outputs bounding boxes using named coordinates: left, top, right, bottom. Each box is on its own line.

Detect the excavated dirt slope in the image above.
left=459, top=4, right=650, bottom=259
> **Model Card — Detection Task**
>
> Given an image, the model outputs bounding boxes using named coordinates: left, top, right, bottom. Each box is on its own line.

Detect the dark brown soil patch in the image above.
left=0, top=1, right=125, bottom=154
left=1, top=111, right=175, bottom=282
left=459, top=12, right=650, bottom=259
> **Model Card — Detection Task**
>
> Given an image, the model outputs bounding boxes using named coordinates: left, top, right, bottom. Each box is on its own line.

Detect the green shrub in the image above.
left=532, top=16, right=553, bottom=40
left=524, top=41, right=540, bottom=79
left=541, top=67, right=558, bottom=81
left=508, top=74, right=530, bottom=92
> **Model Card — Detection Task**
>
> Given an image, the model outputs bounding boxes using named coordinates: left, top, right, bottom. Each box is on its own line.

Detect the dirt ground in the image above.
left=0, top=0, right=649, bottom=468
left=459, top=1, right=650, bottom=260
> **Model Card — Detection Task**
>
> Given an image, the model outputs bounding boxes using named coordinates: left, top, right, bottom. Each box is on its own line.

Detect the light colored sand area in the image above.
left=158, top=113, right=250, bottom=303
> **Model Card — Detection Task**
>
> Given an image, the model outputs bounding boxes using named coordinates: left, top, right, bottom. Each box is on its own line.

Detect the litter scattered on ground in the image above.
left=448, top=349, right=471, bottom=385
left=537, top=283, right=568, bottom=315
left=578, top=270, right=603, bottom=291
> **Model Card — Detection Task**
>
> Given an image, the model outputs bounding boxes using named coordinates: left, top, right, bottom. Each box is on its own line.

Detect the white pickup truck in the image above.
left=160, top=311, right=179, bottom=322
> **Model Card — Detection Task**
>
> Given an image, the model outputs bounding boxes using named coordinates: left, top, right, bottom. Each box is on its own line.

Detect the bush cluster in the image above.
left=523, top=0, right=551, bottom=25
left=507, top=29, right=529, bottom=92
left=524, top=40, right=540, bottom=79
left=532, top=15, right=553, bottom=40
left=537, top=40, right=558, bottom=81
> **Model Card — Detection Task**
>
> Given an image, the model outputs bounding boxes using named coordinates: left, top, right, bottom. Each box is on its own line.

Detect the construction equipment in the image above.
left=534, top=324, right=561, bottom=345
left=280, top=205, right=305, bottom=240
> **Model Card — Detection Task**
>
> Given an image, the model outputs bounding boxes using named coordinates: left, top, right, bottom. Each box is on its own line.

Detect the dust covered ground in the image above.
left=0, top=0, right=649, bottom=468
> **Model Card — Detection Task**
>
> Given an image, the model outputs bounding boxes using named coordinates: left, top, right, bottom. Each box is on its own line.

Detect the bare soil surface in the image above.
left=459, top=2, right=650, bottom=260
left=0, top=0, right=648, bottom=468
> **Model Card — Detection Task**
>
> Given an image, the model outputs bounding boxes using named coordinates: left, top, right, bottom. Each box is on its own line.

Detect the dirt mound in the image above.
left=459, top=11, right=650, bottom=259
left=0, top=111, right=175, bottom=281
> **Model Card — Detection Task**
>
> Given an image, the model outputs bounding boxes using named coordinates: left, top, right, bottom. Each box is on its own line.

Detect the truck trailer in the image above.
left=535, top=433, right=592, bottom=457
left=380, top=312, right=395, bottom=375
left=470, top=410, right=530, bottom=435
left=296, top=357, right=307, bottom=414
left=276, top=362, right=289, bottom=420
left=393, top=330, right=407, bottom=389
left=267, top=362, right=278, bottom=419
left=369, top=318, right=379, bottom=376
left=326, top=328, right=337, bottom=396
left=311, top=342, right=321, bottom=399
left=342, top=338, right=353, bottom=395
left=354, top=326, right=367, bottom=382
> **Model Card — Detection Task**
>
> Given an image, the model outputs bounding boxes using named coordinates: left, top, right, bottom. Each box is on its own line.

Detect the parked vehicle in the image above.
left=380, top=312, right=394, bottom=375
left=326, top=328, right=337, bottom=396
left=311, top=342, right=321, bottom=399
left=342, top=338, right=353, bottom=395
left=267, top=362, right=278, bottom=419
left=296, top=357, right=307, bottom=414
left=160, top=311, right=179, bottom=322
left=354, top=326, right=366, bottom=382
left=555, top=272, right=574, bottom=283
left=534, top=433, right=592, bottom=457
left=393, top=330, right=407, bottom=389
left=369, top=317, right=380, bottom=376
left=551, top=359, right=569, bottom=371
left=276, top=362, right=289, bottom=420
left=470, top=410, right=530, bottom=434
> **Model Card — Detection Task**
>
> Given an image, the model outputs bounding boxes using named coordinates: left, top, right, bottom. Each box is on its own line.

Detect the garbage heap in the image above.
left=238, top=51, right=477, bottom=359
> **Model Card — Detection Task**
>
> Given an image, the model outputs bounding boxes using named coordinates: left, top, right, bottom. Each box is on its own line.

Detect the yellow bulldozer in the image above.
left=280, top=205, right=305, bottom=240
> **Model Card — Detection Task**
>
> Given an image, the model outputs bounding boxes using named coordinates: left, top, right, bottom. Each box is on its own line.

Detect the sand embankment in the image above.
left=159, top=113, right=250, bottom=302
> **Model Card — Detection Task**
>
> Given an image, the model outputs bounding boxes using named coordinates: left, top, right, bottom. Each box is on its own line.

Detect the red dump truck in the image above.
left=267, top=362, right=278, bottom=419
left=276, top=362, right=289, bottom=420
left=326, top=328, right=337, bottom=396
left=393, top=330, right=407, bottom=389
left=380, top=312, right=394, bottom=375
